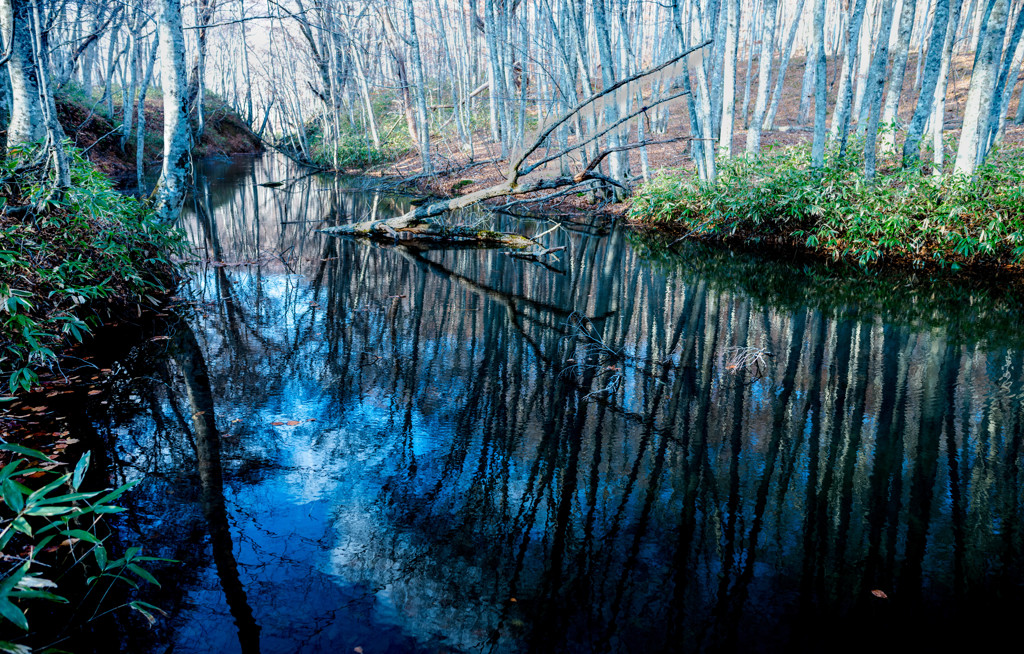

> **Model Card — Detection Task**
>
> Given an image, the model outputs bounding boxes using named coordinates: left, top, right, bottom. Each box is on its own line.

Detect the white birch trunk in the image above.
left=1, top=0, right=46, bottom=152
left=153, top=0, right=192, bottom=222
left=953, top=0, right=1008, bottom=175
left=720, top=0, right=739, bottom=156
left=745, top=0, right=779, bottom=153
left=879, top=0, right=918, bottom=150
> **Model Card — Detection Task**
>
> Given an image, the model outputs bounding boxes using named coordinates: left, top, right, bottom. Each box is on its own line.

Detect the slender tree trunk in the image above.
left=863, top=0, right=898, bottom=178
left=404, top=0, right=431, bottom=173
left=1, top=0, right=46, bottom=153
left=29, top=0, right=70, bottom=188
left=931, top=0, right=963, bottom=173
left=984, top=8, right=1024, bottom=148
left=720, top=0, right=739, bottom=156
left=120, top=14, right=139, bottom=154
left=953, top=0, right=1008, bottom=175
left=741, top=0, right=761, bottom=127
left=349, top=40, right=381, bottom=149
left=811, top=0, right=828, bottom=167
left=153, top=0, right=192, bottom=222
left=829, top=0, right=869, bottom=156
left=880, top=0, right=919, bottom=149
left=595, top=0, right=628, bottom=193
left=902, top=0, right=956, bottom=165
left=484, top=0, right=506, bottom=151
left=852, top=0, right=876, bottom=125
left=136, top=33, right=159, bottom=192
left=798, top=31, right=815, bottom=124
left=746, top=0, right=779, bottom=153
left=764, top=0, right=808, bottom=131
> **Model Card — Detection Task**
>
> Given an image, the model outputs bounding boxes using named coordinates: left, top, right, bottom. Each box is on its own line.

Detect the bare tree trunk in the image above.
left=348, top=38, right=381, bottom=149
left=595, top=0, right=628, bottom=193
left=720, top=0, right=739, bottom=156
left=829, top=0, right=869, bottom=156
left=863, top=0, right=897, bottom=178
left=880, top=0, right=919, bottom=150
left=1, top=0, right=46, bottom=153
left=811, top=0, right=828, bottom=168
left=902, top=0, right=956, bottom=165
left=953, top=0, right=1008, bottom=175
left=931, top=0, right=964, bottom=173
left=764, top=0, right=808, bottom=131
left=380, top=7, right=420, bottom=149
left=852, top=0, right=876, bottom=125
left=404, top=0, right=432, bottom=173
left=745, top=0, right=778, bottom=153
left=984, top=8, right=1024, bottom=149
left=741, top=0, right=762, bottom=128
left=136, top=33, right=159, bottom=191
left=153, top=0, right=192, bottom=222
left=29, top=0, right=70, bottom=188
left=798, top=37, right=815, bottom=124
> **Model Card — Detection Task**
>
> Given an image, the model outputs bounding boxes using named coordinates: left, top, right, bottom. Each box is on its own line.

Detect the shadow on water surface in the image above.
left=66, top=155, right=1024, bottom=653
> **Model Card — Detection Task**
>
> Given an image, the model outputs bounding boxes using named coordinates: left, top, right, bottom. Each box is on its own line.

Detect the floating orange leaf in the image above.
left=871, top=589, right=888, bottom=599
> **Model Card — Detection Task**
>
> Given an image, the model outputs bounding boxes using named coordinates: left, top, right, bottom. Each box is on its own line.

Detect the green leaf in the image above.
left=2, top=481, right=25, bottom=513
left=26, top=474, right=72, bottom=505
left=91, top=505, right=126, bottom=514
left=94, top=545, right=107, bottom=570
left=23, top=506, right=74, bottom=517
left=72, top=452, right=90, bottom=491
left=11, top=517, right=31, bottom=536
left=127, top=564, right=160, bottom=587
left=93, top=480, right=139, bottom=506
left=0, top=444, right=52, bottom=463
left=0, top=563, right=29, bottom=595
left=0, top=599, right=28, bottom=631
left=59, top=529, right=100, bottom=544
left=33, top=491, right=101, bottom=506
left=9, top=589, right=66, bottom=603
left=129, top=600, right=167, bottom=625
left=0, top=639, right=32, bottom=654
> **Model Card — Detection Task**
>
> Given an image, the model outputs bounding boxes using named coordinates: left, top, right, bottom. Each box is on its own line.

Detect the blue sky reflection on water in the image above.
left=71, top=154, right=1024, bottom=654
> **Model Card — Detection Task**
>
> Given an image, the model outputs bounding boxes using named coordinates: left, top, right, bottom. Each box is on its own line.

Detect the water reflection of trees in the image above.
left=109, top=159, right=1024, bottom=652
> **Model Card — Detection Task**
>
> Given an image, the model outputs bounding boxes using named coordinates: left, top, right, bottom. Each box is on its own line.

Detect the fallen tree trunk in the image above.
left=320, top=170, right=621, bottom=245
left=321, top=39, right=711, bottom=245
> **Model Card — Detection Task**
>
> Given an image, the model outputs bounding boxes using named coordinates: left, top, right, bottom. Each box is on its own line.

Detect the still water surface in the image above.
left=71, top=155, right=1024, bottom=652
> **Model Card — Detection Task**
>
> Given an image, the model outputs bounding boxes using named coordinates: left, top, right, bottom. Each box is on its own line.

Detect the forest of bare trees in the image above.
left=3, top=0, right=1024, bottom=208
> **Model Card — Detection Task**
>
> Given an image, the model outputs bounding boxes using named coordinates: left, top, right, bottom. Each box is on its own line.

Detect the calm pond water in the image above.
left=56, top=155, right=1024, bottom=652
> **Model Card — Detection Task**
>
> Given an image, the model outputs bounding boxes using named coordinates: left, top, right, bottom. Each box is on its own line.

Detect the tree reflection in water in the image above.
left=83, top=156, right=1024, bottom=653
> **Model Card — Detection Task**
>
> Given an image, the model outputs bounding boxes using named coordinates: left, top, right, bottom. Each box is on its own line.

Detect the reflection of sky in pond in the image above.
left=64, top=155, right=1024, bottom=653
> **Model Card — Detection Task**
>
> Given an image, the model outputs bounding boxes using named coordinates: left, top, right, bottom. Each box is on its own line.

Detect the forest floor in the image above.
left=360, top=53, right=1024, bottom=221
left=54, top=88, right=262, bottom=182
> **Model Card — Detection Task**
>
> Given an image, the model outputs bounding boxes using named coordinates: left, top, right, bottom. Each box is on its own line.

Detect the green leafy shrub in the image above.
left=630, top=146, right=1024, bottom=269
left=0, top=444, right=167, bottom=652
left=0, top=145, right=184, bottom=393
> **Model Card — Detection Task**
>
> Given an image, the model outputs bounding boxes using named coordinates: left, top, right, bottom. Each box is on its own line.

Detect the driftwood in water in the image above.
left=322, top=40, right=711, bottom=246
left=319, top=172, right=613, bottom=247
left=506, top=245, right=566, bottom=260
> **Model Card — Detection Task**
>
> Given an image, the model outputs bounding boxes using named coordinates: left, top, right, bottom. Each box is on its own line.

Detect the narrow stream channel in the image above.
left=58, top=155, right=1024, bottom=652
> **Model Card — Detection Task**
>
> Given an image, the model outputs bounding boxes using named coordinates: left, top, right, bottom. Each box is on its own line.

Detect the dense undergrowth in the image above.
left=630, top=146, right=1024, bottom=269
left=0, top=444, right=166, bottom=651
left=0, top=145, right=183, bottom=394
